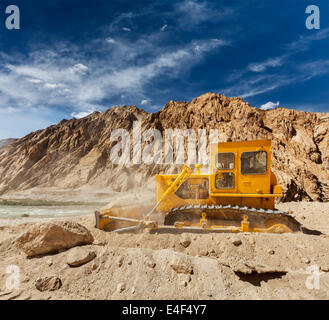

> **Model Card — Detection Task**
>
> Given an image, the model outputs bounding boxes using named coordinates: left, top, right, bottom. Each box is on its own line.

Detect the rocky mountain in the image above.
left=0, top=93, right=328, bottom=201
left=0, top=139, right=16, bottom=149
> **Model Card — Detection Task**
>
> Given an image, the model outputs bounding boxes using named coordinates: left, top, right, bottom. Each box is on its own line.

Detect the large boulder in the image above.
left=15, top=220, right=94, bottom=257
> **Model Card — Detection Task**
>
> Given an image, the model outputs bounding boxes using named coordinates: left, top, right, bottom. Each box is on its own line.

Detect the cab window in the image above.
left=175, top=178, right=209, bottom=199
left=215, top=153, right=235, bottom=170
left=241, top=151, right=267, bottom=175
left=215, top=172, right=235, bottom=189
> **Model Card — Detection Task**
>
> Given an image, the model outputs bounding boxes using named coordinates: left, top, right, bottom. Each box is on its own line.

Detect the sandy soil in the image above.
left=0, top=201, right=328, bottom=300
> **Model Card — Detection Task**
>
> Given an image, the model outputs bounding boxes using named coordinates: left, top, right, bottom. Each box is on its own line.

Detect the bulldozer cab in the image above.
left=210, top=139, right=272, bottom=195
left=154, top=139, right=280, bottom=214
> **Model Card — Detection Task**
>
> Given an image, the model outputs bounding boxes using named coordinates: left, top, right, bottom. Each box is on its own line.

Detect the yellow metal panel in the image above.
left=210, top=140, right=272, bottom=197
left=209, top=193, right=281, bottom=198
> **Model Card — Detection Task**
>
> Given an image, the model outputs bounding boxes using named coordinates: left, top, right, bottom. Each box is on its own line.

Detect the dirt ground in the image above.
left=0, top=201, right=328, bottom=300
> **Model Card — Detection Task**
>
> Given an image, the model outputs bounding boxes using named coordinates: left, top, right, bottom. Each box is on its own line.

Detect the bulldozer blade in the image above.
left=94, top=204, right=153, bottom=232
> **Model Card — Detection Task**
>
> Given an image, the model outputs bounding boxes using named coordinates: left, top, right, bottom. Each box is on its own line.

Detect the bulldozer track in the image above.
left=164, top=204, right=302, bottom=232
left=166, top=204, right=294, bottom=218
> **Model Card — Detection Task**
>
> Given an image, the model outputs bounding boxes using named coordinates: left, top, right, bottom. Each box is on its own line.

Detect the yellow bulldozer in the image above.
left=95, top=139, right=302, bottom=234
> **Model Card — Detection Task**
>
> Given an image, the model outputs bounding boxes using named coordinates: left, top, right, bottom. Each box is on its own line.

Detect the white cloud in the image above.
left=26, top=78, right=43, bottom=84
left=0, top=106, right=17, bottom=114
left=0, top=35, right=228, bottom=124
left=160, top=24, right=168, bottom=32
left=223, top=59, right=329, bottom=99
left=287, top=28, right=329, bottom=52
left=6, top=64, right=52, bottom=82
left=248, top=57, right=285, bottom=73
left=141, top=99, right=150, bottom=105
left=223, top=29, right=329, bottom=99
left=227, top=28, right=329, bottom=85
left=44, top=83, right=60, bottom=89
left=71, top=108, right=98, bottom=119
left=106, top=37, right=116, bottom=43
left=69, top=63, right=88, bottom=73
left=260, top=101, right=280, bottom=110
left=108, top=12, right=134, bottom=33
left=175, top=0, right=233, bottom=27
left=101, top=39, right=228, bottom=92
left=0, top=3, right=236, bottom=139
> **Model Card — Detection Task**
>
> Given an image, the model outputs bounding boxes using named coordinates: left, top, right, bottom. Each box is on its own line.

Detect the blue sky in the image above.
left=0, top=0, right=328, bottom=139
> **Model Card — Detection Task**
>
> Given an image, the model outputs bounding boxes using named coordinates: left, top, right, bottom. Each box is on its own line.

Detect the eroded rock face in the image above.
left=15, top=221, right=94, bottom=257
left=0, top=93, right=328, bottom=201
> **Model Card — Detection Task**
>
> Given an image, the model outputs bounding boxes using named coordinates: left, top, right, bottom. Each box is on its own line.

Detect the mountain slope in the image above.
left=0, top=139, right=16, bottom=149
left=0, top=93, right=328, bottom=201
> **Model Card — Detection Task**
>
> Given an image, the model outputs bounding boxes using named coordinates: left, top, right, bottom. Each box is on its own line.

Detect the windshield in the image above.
left=241, top=151, right=267, bottom=175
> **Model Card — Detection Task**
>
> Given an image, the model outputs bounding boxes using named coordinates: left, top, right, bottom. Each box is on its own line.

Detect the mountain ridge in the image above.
left=0, top=92, right=328, bottom=201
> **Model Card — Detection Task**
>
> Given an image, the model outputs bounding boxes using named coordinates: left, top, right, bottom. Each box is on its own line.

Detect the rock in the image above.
left=66, top=247, right=96, bottom=267
left=179, top=235, right=191, bottom=248
left=35, top=276, right=62, bottom=292
left=200, top=250, right=209, bottom=256
left=232, top=238, right=242, bottom=246
left=170, top=257, right=193, bottom=275
left=117, top=256, right=124, bottom=267
left=145, top=259, right=156, bottom=268
left=22, top=277, right=30, bottom=283
left=233, top=262, right=254, bottom=274
left=117, top=282, right=126, bottom=293
left=93, top=240, right=105, bottom=246
left=302, top=258, right=311, bottom=264
left=248, top=238, right=256, bottom=245
left=180, top=280, right=188, bottom=287
left=15, top=221, right=94, bottom=257
left=267, top=249, right=275, bottom=255
left=178, top=274, right=191, bottom=287
left=320, top=266, right=329, bottom=272
left=233, top=262, right=286, bottom=275
left=46, top=259, right=53, bottom=267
